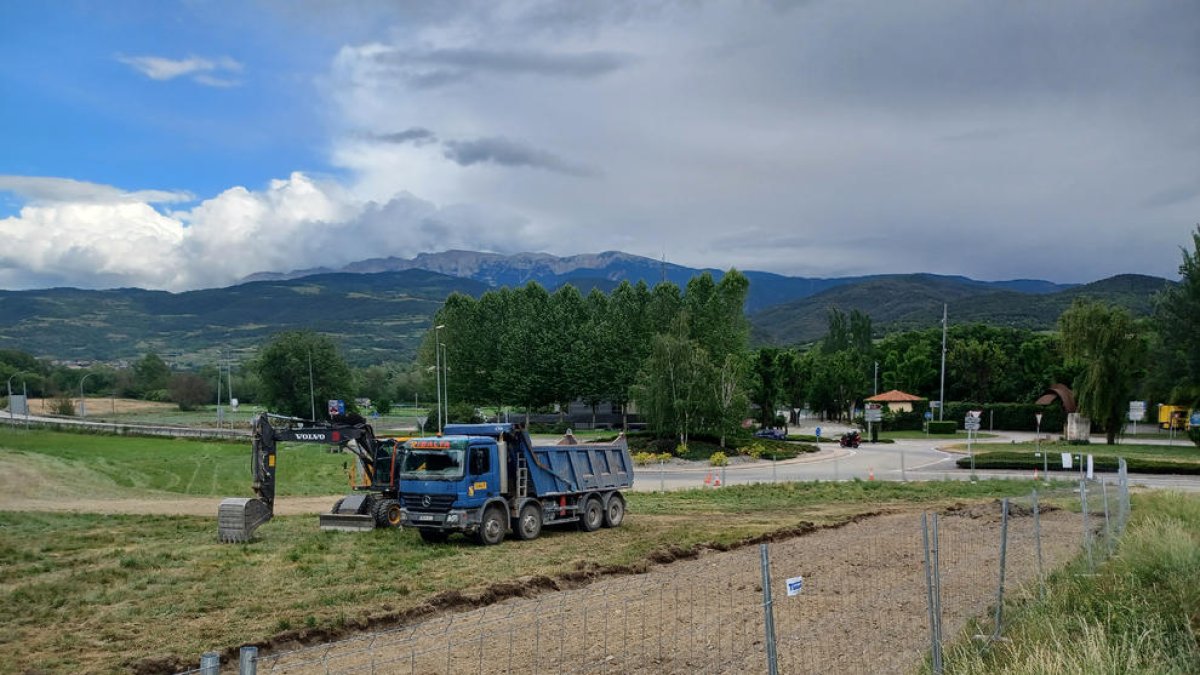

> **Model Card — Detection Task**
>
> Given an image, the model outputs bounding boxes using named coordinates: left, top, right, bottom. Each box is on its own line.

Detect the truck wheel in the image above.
left=602, top=494, right=625, bottom=528
left=579, top=497, right=603, bottom=532
left=373, top=499, right=402, bottom=528
left=515, top=502, right=542, bottom=541
left=476, top=506, right=506, bottom=545
left=419, top=529, right=449, bottom=544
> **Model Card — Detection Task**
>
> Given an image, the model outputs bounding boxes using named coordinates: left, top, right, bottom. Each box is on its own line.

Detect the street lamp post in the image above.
left=79, top=373, right=95, bottom=418
left=434, top=324, right=445, bottom=432
left=440, top=342, right=449, bottom=427
left=6, top=374, right=16, bottom=420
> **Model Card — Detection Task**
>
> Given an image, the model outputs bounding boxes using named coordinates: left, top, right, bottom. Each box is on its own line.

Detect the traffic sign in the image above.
left=1191, top=412, right=1200, bottom=428
left=1129, top=401, right=1146, bottom=422
left=924, top=411, right=933, bottom=421
left=864, top=403, right=883, bottom=422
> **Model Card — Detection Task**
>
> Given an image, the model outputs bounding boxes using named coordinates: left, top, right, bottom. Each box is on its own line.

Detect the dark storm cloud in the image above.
left=372, top=46, right=634, bottom=88
left=370, top=128, right=438, bottom=146
left=442, top=137, right=597, bottom=176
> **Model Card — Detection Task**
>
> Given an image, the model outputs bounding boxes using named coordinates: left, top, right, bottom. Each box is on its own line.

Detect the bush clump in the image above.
left=709, top=451, right=728, bottom=467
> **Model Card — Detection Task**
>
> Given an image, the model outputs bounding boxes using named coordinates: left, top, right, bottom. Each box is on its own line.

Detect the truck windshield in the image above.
left=400, top=449, right=465, bottom=480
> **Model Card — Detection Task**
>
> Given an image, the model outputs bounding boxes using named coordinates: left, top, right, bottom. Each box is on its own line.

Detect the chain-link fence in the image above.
left=182, top=465, right=1131, bottom=674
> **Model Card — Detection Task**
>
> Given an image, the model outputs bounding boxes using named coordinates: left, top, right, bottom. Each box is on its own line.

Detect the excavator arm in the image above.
left=218, top=413, right=384, bottom=542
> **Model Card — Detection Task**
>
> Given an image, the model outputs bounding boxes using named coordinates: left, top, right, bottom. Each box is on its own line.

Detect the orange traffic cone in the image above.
left=1033, top=467, right=1039, bottom=481
left=704, top=472, right=713, bottom=487
left=714, top=475, right=722, bottom=487
left=868, top=467, right=875, bottom=481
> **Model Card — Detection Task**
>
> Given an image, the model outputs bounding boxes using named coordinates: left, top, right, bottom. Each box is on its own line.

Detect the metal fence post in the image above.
left=991, top=498, right=1010, bottom=640
left=1101, top=479, right=1113, bottom=557
left=1033, top=490, right=1044, bottom=600
left=1080, top=479, right=1093, bottom=572
left=922, top=513, right=943, bottom=674
left=1118, top=458, right=1130, bottom=534
left=759, top=543, right=779, bottom=675
left=239, top=646, right=257, bottom=675
left=199, top=652, right=220, bottom=675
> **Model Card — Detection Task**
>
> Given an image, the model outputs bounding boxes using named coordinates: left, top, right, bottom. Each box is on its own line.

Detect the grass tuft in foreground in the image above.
left=935, top=490, right=1200, bottom=673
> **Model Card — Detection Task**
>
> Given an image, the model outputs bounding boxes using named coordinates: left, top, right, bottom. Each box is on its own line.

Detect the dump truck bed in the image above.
left=526, top=441, right=633, bottom=496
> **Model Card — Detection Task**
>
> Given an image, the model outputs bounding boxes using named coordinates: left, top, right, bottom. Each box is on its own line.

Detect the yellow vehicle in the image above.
left=1158, top=405, right=1193, bottom=431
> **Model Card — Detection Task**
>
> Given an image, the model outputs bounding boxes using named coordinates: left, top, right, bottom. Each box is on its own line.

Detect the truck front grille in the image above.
left=402, top=494, right=456, bottom=513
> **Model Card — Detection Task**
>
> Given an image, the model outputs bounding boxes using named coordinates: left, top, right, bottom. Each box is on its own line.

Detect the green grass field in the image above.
left=953, top=441, right=1200, bottom=475
left=0, top=428, right=352, bottom=497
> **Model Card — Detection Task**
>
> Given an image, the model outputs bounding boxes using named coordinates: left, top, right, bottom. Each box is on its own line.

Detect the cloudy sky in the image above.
left=1, top=1, right=1197, bottom=291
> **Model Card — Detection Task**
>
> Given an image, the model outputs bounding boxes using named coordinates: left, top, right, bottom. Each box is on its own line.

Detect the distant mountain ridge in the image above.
left=0, top=250, right=1169, bottom=366
left=750, top=273, right=1173, bottom=345
left=242, top=250, right=1076, bottom=313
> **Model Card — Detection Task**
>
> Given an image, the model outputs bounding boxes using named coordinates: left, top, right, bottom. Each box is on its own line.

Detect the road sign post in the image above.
left=965, top=411, right=982, bottom=481
left=1035, top=413, right=1045, bottom=480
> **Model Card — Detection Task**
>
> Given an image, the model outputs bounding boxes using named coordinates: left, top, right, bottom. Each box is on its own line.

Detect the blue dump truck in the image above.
left=399, top=423, right=634, bottom=545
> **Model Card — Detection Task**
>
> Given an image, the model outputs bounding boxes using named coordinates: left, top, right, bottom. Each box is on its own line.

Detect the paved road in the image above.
left=629, top=430, right=1200, bottom=493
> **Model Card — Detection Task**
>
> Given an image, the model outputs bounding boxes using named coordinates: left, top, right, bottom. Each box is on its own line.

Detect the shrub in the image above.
left=50, top=394, right=75, bottom=416
left=675, top=442, right=688, bottom=457
left=709, top=451, right=728, bottom=467
left=633, top=451, right=670, bottom=466
left=743, top=443, right=765, bottom=459
left=927, top=420, right=957, bottom=434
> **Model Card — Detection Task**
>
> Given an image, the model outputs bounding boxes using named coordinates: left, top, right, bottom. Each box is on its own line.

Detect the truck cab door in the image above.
left=465, top=444, right=497, bottom=504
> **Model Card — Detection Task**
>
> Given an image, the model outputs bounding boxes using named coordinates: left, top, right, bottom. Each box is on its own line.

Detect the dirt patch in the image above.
left=217, top=507, right=1082, bottom=675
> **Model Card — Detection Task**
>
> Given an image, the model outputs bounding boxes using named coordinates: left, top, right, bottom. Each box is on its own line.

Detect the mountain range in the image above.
left=0, top=250, right=1172, bottom=366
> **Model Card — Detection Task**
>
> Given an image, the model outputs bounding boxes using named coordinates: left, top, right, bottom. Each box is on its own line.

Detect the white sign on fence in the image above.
left=1061, top=452, right=1073, bottom=469
left=786, top=576, right=804, bottom=596
left=1087, top=454, right=1094, bottom=479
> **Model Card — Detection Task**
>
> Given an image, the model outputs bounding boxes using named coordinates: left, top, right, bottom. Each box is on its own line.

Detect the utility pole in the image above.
left=874, top=361, right=879, bottom=396
left=938, top=304, right=948, bottom=421
left=308, top=349, right=316, bottom=421
left=435, top=324, right=445, bottom=432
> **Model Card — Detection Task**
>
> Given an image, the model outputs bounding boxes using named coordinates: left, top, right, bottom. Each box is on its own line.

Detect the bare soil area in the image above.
left=254, top=503, right=1082, bottom=674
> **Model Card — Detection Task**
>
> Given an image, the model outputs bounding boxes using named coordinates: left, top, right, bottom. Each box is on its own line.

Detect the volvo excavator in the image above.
left=217, top=413, right=406, bottom=542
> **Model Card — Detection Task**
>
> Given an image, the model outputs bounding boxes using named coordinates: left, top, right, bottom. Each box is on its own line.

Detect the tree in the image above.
left=252, top=331, right=355, bottom=419
left=132, top=353, right=171, bottom=398
left=1059, top=299, right=1147, bottom=444
left=1154, top=225, right=1200, bottom=407
left=168, top=372, right=212, bottom=411
left=750, top=348, right=781, bottom=426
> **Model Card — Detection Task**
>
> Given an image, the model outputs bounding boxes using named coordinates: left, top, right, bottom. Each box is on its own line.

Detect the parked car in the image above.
left=754, top=427, right=788, bottom=441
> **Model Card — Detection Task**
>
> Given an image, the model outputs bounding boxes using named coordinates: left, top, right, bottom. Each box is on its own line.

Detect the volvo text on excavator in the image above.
left=217, top=412, right=406, bottom=542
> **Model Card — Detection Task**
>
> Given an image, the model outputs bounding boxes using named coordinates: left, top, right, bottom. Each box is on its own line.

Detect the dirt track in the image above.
left=253, top=502, right=1082, bottom=674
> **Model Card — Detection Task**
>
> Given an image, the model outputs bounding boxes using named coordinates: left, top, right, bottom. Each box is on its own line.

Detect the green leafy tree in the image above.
left=132, top=353, right=171, bottom=398
left=1153, top=225, right=1200, bottom=407
left=252, top=331, right=355, bottom=419
left=750, top=348, right=782, bottom=426
left=168, top=372, right=212, bottom=411
left=1059, top=299, right=1147, bottom=444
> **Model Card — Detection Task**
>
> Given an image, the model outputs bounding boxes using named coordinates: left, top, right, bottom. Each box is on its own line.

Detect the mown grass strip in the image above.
left=0, top=480, right=1052, bottom=673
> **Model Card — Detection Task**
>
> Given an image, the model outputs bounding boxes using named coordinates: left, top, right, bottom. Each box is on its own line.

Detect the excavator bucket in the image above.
left=218, top=497, right=274, bottom=543
left=318, top=494, right=378, bottom=532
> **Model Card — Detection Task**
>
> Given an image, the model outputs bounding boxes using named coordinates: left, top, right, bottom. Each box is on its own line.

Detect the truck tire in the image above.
left=579, top=497, right=603, bottom=532
left=602, top=494, right=625, bottom=528
left=419, top=529, right=449, bottom=543
left=373, top=499, right=402, bottom=528
left=476, top=506, right=506, bottom=545
left=515, top=502, right=542, bottom=541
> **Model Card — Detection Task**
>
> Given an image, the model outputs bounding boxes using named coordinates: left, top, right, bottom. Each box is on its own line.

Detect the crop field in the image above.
left=0, top=427, right=1083, bottom=673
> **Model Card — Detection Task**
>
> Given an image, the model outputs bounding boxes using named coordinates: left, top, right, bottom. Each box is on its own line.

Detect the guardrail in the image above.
left=0, top=414, right=249, bottom=439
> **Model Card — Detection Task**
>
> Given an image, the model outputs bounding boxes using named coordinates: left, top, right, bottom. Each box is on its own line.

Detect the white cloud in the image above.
left=116, top=54, right=243, bottom=87
left=0, top=176, right=193, bottom=205
left=0, top=173, right=540, bottom=291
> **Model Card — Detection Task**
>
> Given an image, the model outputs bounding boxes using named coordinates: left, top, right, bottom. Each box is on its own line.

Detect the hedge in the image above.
left=956, top=451, right=1200, bottom=475
left=927, top=421, right=958, bottom=434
